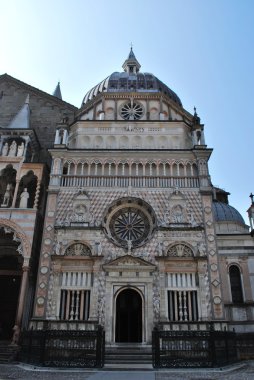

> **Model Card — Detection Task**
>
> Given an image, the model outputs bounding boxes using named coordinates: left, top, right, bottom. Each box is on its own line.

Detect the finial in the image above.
left=193, top=106, right=200, bottom=125
left=53, top=82, right=62, bottom=100
left=250, top=193, right=254, bottom=204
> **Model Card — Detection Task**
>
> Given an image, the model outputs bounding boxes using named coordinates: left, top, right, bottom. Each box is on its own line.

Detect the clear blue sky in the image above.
left=0, top=0, right=253, bottom=223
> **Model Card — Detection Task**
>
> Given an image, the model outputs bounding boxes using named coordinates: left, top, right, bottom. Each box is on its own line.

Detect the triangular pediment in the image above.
left=103, top=254, right=156, bottom=271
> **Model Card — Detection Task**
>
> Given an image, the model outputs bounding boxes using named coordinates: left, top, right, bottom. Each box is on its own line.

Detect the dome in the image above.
left=212, top=201, right=245, bottom=225
left=82, top=49, right=182, bottom=107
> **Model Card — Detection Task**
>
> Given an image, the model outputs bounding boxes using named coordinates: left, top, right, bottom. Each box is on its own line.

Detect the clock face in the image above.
left=120, top=102, right=143, bottom=120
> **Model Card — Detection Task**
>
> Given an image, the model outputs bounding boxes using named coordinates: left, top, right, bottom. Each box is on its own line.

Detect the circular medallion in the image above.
left=120, top=102, right=143, bottom=120
left=40, top=266, right=48, bottom=274
left=37, top=297, right=45, bottom=306
left=213, top=296, right=222, bottom=305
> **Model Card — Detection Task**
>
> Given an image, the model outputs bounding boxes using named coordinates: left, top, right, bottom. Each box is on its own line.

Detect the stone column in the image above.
left=11, top=179, right=20, bottom=208
left=33, top=180, right=41, bottom=209
left=63, top=129, right=68, bottom=144
left=13, top=264, right=30, bottom=342
left=23, top=139, right=29, bottom=159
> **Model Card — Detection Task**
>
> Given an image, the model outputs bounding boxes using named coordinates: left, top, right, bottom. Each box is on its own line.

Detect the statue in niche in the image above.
left=17, top=142, right=25, bottom=157
left=54, top=240, right=63, bottom=255
left=196, top=242, right=206, bottom=257
left=95, top=241, right=102, bottom=255
left=19, top=188, right=29, bottom=208
left=8, top=141, right=17, bottom=157
left=2, top=142, right=8, bottom=156
left=171, top=205, right=184, bottom=223
left=1, top=184, right=12, bottom=207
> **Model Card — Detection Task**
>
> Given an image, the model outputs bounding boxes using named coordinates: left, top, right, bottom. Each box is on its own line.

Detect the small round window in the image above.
left=120, top=102, right=143, bottom=120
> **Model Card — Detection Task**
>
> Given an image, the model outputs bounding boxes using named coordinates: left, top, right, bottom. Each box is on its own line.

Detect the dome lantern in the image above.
left=122, top=47, right=141, bottom=74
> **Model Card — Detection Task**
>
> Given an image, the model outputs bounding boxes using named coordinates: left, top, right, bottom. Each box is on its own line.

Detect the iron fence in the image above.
left=152, top=328, right=237, bottom=368
left=19, top=326, right=105, bottom=368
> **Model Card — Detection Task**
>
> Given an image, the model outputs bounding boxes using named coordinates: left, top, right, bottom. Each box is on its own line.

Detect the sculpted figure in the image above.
left=197, top=242, right=206, bottom=257
left=55, top=241, right=62, bottom=255
left=96, top=241, right=102, bottom=255
left=127, top=239, right=132, bottom=254
left=2, top=184, right=12, bottom=207
left=19, top=188, right=29, bottom=208
left=17, top=142, right=25, bottom=157
left=2, top=142, right=8, bottom=156
left=8, top=141, right=17, bottom=157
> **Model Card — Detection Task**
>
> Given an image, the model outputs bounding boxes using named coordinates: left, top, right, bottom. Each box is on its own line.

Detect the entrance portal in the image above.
left=115, top=288, right=142, bottom=343
left=0, top=229, right=22, bottom=340
left=0, top=275, right=21, bottom=339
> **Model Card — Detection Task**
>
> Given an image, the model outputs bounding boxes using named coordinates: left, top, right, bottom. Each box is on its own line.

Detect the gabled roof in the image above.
left=0, top=73, right=77, bottom=110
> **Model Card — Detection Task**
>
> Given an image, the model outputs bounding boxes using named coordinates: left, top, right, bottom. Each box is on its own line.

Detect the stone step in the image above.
left=105, top=344, right=152, bottom=367
left=104, top=363, right=154, bottom=370
left=0, top=342, right=19, bottom=363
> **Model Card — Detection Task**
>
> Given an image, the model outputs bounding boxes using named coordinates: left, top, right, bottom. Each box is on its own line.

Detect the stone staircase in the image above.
left=105, top=343, right=153, bottom=370
left=0, top=341, right=19, bottom=363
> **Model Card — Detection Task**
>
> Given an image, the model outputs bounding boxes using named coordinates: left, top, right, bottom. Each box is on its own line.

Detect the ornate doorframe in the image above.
left=113, top=285, right=145, bottom=343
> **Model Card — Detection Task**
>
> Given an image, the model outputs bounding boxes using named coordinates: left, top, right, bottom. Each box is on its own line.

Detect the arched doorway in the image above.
left=115, top=288, right=142, bottom=343
left=0, top=228, right=23, bottom=340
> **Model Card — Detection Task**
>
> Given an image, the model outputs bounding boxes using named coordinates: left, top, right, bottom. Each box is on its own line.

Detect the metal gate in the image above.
left=19, top=326, right=105, bottom=368
left=152, top=328, right=237, bottom=368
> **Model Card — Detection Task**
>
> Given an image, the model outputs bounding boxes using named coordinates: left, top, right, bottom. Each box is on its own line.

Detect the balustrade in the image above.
left=59, top=175, right=200, bottom=188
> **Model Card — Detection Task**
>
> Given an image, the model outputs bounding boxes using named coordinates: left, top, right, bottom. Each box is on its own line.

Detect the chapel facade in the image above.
left=0, top=50, right=254, bottom=348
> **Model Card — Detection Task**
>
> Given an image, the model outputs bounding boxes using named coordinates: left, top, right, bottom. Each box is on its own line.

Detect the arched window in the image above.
left=65, top=243, right=91, bottom=256
left=229, top=265, right=243, bottom=303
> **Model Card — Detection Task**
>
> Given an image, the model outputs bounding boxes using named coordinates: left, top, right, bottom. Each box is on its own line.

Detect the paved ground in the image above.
left=0, top=362, right=254, bottom=380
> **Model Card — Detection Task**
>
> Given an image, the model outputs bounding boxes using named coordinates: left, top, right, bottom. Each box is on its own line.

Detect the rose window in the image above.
left=120, top=102, right=143, bottom=120
left=103, top=198, right=156, bottom=249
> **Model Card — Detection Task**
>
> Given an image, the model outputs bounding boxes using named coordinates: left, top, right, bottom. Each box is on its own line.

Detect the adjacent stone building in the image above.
left=1, top=50, right=254, bottom=348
